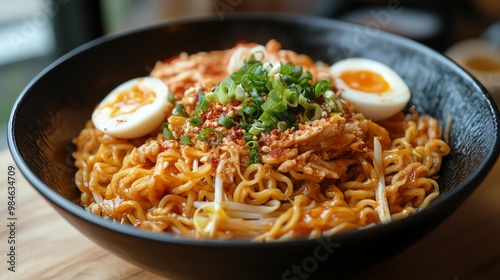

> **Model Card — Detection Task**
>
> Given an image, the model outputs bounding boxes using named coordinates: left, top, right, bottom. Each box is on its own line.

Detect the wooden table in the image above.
left=1, top=147, right=500, bottom=280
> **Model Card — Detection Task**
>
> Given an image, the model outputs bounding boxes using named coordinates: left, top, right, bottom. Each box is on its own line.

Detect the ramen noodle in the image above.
left=72, top=40, right=450, bottom=241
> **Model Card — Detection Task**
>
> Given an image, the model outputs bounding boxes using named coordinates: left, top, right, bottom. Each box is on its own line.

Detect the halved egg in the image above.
left=330, top=58, right=411, bottom=121
left=92, top=77, right=170, bottom=139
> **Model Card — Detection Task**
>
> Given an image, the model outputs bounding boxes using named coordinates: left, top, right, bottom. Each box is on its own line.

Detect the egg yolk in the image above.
left=339, top=70, right=390, bottom=94
left=105, top=85, right=156, bottom=117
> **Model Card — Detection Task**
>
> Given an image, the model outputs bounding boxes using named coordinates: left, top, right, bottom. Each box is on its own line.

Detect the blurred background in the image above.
left=1, top=0, right=499, bottom=150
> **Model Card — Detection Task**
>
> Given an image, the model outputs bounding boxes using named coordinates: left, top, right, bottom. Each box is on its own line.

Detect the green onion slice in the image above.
left=189, top=116, right=203, bottom=127
left=245, top=140, right=259, bottom=149
left=198, top=129, right=223, bottom=146
left=172, top=103, right=189, bottom=117
left=249, top=148, right=261, bottom=165
left=215, top=60, right=335, bottom=136
left=243, top=132, right=254, bottom=142
left=277, top=121, right=288, bottom=132
left=195, top=96, right=211, bottom=115
left=218, top=115, right=238, bottom=129
left=161, top=122, right=174, bottom=140
left=180, top=135, right=193, bottom=145
left=215, top=77, right=236, bottom=104
left=167, top=92, right=175, bottom=104
left=314, top=80, right=332, bottom=99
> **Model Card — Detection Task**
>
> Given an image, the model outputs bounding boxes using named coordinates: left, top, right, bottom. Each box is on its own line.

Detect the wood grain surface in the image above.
left=1, top=148, right=499, bottom=280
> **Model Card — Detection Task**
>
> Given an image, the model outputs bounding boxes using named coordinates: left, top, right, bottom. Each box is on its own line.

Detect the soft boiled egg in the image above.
left=330, top=58, right=411, bottom=121
left=92, top=77, right=170, bottom=139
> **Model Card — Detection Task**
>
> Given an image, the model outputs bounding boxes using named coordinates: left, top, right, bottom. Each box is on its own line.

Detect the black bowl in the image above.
left=8, top=13, right=500, bottom=280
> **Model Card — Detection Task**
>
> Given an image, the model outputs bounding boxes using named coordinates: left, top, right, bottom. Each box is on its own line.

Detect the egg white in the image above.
left=330, top=58, right=411, bottom=121
left=92, top=77, right=169, bottom=139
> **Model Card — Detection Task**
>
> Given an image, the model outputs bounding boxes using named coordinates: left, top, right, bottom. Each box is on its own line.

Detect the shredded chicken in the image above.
left=262, top=115, right=366, bottom=160
left=278, top=150, right=355, bottom=180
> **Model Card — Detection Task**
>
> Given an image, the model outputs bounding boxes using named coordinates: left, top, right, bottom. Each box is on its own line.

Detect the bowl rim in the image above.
left=7, top=12, right=500, bottom=247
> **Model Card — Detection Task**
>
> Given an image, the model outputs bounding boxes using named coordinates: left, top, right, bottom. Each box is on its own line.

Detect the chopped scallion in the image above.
left=235, top=84, right=247, bottom=101
left=194, top=97, right=211, bottom=115
left=277, top=121, right=288, bottom=132
left=249, top=148, right=261, bottom=164
left=245, top=140, right=259, bottom=149
left=243, top=133, right=254, bottom=142
left=180, top=135, right=193, bottom=145
left=167, top=92, right=175, bottom=104
left=215, top=77, right=236, bottom=104
left=161, top=122, right=174, bottom=140
left=217, top=59, right=334, bottom=136
left=248, top=124, right=263, bottom=136
left=172, top=103, right=188, bottom=117
left=314, top=80, right=332, bottom=99
left=189, top=116, right=203, bottom=127
left=198, top=129, right=223, bottom=146
left=218, top=115, right=238, bottom=129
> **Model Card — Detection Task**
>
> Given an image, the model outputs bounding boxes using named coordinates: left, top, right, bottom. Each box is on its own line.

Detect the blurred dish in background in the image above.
left=445, top=38, right=500, bottom=103
left=336, top=2, right=449, bottom=51
left=339, top=7, right=443, bottom=40
left=483, top=21, right=500, bottom=45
